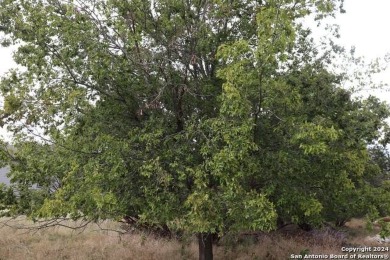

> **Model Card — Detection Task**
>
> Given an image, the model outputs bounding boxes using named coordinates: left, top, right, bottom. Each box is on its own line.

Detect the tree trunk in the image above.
left=198, top=232, right=213, bottom=260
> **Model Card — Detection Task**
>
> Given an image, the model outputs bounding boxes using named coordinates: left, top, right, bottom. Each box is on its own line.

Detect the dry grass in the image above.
left=0, top=217, right=193, bottom=260
left=0, top=217, right=387, bottom=260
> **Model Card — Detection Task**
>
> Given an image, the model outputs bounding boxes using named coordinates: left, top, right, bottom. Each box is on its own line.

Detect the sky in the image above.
left=0, top=0, right=390, bottom=138
left=306, top=0, right=390, bottom=100
left=336, top=0, right=390, bottom=61
left=325, top=0, right=390, bottom=91
left=0, top=44, right=16, bottom=76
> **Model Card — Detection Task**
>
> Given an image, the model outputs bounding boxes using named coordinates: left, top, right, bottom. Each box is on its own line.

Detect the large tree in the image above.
left=1, top=0, right=389, bottom=259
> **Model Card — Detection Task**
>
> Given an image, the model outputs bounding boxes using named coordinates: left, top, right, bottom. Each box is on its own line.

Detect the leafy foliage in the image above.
left=0, top=1, right=388, bottom=255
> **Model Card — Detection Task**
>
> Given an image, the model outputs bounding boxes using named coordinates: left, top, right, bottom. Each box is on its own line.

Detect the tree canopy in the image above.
left=0, top=0, right=389, bottom=259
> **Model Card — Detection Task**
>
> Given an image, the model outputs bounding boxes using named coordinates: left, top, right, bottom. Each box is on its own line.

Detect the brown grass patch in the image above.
left=0, top=217, right=386, bottom=260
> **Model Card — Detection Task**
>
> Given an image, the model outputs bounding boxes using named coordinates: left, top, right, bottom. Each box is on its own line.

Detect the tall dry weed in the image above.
left=0, top=218, right=386, bottom=260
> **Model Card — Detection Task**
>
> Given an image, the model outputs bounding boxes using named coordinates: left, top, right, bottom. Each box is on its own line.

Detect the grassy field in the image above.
left=0, top=217, right=387, bottom=260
